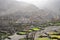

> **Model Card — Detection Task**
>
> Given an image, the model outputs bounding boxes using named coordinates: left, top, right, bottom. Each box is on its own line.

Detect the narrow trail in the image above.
left=5, top=33, right=26, bottom=40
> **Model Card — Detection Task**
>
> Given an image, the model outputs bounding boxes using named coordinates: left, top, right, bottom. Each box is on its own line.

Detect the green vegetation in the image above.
left=1, top=20, right=60, bottom=40
left=0, top=32, right=12, bottom=40
left=48, top=21, right=60, bottom=26
left=40, top=24, right=47, bottom=27
left=31, top=27, right=40, bottom=31
left=20, top=38, right=57, bottom=40
left=50, top=35, right=60, bottom=38
left=36, top=37, right=52, bottom=40
left=17, top=31, right=27, bottom=35
left=47, top=31, right=60, bottom=40
left=47, top=31, right=59, bottom=35
left=28, top=29, right=33, bottom=32
left=39, top=21, right=60, bottom=28
left=10, top=21, right=60, bottom=40
left=48, top=31, right=60, bottom=39
left=17, top=27, right=41, bottom=40
left=17, top=27, right=41, bottom=35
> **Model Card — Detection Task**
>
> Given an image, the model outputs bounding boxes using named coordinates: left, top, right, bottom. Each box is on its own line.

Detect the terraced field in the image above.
left=3, top=22, right=60, bottom=40
left=6, top=26, right=60, bottom=40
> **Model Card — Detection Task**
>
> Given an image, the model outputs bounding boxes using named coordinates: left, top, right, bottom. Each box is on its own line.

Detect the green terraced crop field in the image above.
left=36, top=37, right=52, bottom=40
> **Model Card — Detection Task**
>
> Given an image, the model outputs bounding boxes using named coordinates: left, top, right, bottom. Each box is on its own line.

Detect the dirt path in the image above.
left=5, top=33, right=26, bottom=40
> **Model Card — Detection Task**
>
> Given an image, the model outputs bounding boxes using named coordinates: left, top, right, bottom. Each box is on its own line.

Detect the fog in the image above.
left=0, top=0, right=60, bottom=15
left=16, top=0, right=60, bottom=11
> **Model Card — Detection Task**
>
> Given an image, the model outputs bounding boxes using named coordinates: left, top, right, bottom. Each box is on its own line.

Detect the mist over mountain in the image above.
left=41, top=0, right=60, bottom=15
left=0, top=0, right=60, bottom=35
left=0, top=0, right=60, bottom=24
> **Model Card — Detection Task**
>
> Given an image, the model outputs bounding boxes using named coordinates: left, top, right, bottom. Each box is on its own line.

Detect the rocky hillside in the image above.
left=0, top=0, right=60, bottom=33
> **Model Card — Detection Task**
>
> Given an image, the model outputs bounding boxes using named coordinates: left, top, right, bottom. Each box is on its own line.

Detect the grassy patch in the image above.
left=47, top=32, right=59, bottom=35
left=17, top=31, right=27, bottom=35
left=31, top=27, right=40, bottom=31
left=36, top=37, right=52, bottom=40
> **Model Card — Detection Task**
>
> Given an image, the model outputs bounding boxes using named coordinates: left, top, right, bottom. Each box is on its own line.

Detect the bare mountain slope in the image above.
left=0, top=0, right=60, bottom=33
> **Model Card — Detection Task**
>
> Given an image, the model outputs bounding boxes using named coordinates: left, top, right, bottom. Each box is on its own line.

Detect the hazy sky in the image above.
left=16, top=0, right=60, bottom=12
left=0, top=0, right=60, bottom=16
left=16, top=0, right=49, bottom=8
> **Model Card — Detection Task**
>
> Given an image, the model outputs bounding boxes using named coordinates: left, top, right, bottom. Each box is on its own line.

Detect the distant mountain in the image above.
left=0, top=0, right=60, bottom=23
left=0, top=0, right=60, bottom=33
